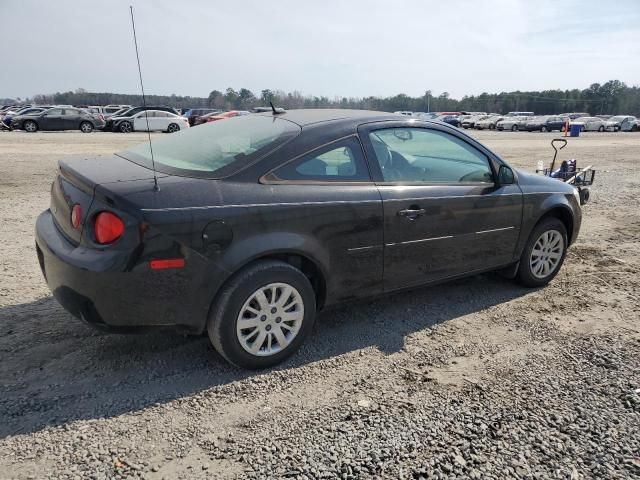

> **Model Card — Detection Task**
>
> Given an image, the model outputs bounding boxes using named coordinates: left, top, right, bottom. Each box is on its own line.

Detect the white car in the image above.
left=496, top=116, right=531, bottom=131
left=604, top=115, right=638, bottom=132
left=570, top=117, right=605, bottom=132
left=114, top=110, right=190, bottom=133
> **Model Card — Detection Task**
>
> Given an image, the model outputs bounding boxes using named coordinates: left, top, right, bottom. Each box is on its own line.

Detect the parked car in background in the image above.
left=105, top=106, right=181, bottom=132
left=570, top=117, right=605, bottom=132
left=560, top=112, right=590, bottom=120
left=35, top=109, right=582, bottom=369
left=434, top=114, right=460, bottom=127
left=604, top=115, right=638, bottom=132
left=202, top=110, right=251, bottom=123
left=496, top=116, right=530, bottom=131
left=111, top=110, right=189, bottom=133
left=393, top=111, right=414, bottom=116
left=183, top=108, right=222, bottom=126
left=461, top=114, right=490, bottom=129
left=414, top=112, right=439, bottom=120
left=505, top=111, right=534, bottom=117
left=475, top=115, right=504, bottom=130
left=11, top=107, right=105, bottom=132
left=596, top=115, right=613, bottom=120
left=524, top=116, right=569, bottom=132
left=1, top=106, right=50, bottom=127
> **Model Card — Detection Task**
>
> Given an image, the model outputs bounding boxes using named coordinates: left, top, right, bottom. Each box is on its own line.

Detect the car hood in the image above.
left=515, top=168, right=574, bottom=193
left=605, top=120, right=620, bottom=125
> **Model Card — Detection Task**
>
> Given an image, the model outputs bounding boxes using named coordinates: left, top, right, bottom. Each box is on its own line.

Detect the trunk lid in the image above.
left=52, top=155, right=168, bottom=245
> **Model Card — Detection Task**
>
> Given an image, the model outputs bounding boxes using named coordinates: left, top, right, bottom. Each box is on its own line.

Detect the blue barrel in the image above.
left=570, top=124, right=581, bottom=137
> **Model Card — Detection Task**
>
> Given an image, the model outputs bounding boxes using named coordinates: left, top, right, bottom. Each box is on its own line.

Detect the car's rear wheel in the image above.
left=167, top=123, right=179, bottom=133
left=511, top=125, right=518, bottom=132
left=598, top=126, right=604, bottom=132
left=207, top=260, right=316, bottom=369
left=24, top=120, right=38, bottom=132
left=119, top=121, right=132, bottom=133
left=516, top=218, right=568, bottom=287
left=80, top=121, right=93, bottom=133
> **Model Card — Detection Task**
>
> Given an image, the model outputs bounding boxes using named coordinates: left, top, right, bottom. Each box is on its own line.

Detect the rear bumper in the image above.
left=35, top=210, right=209, bottom=333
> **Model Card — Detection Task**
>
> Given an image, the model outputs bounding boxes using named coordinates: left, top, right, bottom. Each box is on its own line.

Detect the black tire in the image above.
left=511, top=124, right=518, bottom=132
left=207, top=260, right=317, bottom=369
left=119, top=121, right=132, bottom=133
left=631, top=125, right=639, bottom=132
left=580, top=126, right=585, bottom=132
left=80, top=121, right=93, bottom=133
left=598, top=126, right=604, bottom=132
left=541, top=125, right=548, bottom=132
left=24, top=120, right=38, bottom=133
left=167, top=123, right=179, bottom=133
left=516, top=217, right=568, bottom=287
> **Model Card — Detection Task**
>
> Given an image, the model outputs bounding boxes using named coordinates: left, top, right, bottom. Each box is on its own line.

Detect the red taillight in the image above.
left=70, top=204, right=82, bottom=230
left=94, top=211, right=125, bottom=244
left=149, top=258, right=185, bottom=270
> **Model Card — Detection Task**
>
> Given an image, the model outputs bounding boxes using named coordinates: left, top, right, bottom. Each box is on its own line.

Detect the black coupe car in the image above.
left=35, top=109, right=582, bottom=368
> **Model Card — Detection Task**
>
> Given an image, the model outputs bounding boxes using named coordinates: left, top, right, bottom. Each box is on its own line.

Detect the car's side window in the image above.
left=272, top=137, right=370, bottom=182
left=45, top=109, right=63, bottom=116
left=368, top=128, right=494, bottom=184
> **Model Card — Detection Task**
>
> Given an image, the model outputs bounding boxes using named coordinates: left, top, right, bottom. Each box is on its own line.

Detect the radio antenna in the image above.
left=129, top=5, right=159, bottom=191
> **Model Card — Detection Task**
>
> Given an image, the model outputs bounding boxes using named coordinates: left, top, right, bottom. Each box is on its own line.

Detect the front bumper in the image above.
left=35, top=210, right=208, bottom=333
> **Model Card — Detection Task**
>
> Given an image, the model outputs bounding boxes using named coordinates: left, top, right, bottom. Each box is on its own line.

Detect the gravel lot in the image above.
left=0, top=130, right=639, bottom=480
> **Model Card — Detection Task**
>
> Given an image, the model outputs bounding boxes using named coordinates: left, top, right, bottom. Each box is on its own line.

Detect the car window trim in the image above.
left=260, top=135, right=374, bottom=185
left=357, top=120, right=506, bottom=186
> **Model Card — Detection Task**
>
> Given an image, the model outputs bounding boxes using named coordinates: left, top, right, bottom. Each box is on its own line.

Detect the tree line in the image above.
left=5, top=80, right=639, bottom=115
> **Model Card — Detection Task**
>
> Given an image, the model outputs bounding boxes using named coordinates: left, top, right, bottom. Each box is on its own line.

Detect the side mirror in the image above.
left=498, top=165, right=515, bottom=185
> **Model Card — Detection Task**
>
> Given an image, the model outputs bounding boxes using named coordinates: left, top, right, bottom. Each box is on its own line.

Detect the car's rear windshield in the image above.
left=117, top=115, right=301, bottom=178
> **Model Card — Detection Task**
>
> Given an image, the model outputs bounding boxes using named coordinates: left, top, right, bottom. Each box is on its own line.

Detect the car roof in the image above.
left=254, top=109, right=400, bottom=127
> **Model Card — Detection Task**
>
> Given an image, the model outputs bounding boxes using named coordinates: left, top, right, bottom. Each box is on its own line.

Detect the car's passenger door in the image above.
left=359, top=122, right=523, bottom=291
left=62, top=109, right=82, bottom=130
left=39, top=108, right=64, bottom=130
left=260, top=136, right=384, bottom=303
left=133, top=111, right=151, bottom=131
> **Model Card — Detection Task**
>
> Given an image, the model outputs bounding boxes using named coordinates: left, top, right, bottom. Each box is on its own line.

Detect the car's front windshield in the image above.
left=609, top=116, right=625, bottom=122
left=118, top=115, right=301, bottom=178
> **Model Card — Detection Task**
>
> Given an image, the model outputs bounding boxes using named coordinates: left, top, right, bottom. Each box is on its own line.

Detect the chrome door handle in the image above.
left=398, top=208, right=426, bottom=218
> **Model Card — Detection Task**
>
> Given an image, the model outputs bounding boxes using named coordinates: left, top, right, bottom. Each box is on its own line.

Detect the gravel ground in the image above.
left=0, top=130, right=639, bottom=480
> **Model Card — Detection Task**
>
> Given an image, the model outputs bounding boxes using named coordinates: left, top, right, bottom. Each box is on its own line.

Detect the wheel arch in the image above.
left=534, top=205, right=574, bottom=244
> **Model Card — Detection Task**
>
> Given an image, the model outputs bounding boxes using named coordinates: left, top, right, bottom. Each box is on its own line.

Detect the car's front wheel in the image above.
left=119, top=121, right=133, bottom=133
left=598, top=126, right=605, bottom=132
left=541, top=125, right=548, bottom=132
left=517, top=218, right=568, bottom=287
left=167, top=123, right=179, bottom=133
left=80, top=121, right=93, bottom=133
left=511, top=124, right=518, bottom=132
left=24, top=120, right=38, bottom=132
left=207, top=260, right=316, bottom=369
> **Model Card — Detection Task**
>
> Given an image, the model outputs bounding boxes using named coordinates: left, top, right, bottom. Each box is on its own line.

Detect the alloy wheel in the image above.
left=529, top=230, right=564, bottom=279
left=167, top=123, right=179, bottom=133
left=24, top=121, right=37, bottom=132
left=236, top=282, right=304, bottom=357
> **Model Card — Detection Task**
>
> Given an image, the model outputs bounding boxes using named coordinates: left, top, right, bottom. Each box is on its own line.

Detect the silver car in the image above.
left=496, top=116, right=531, bottom=131
left=570, top=117, right=605, bottom=132
left=604, top=115, right=638, bottom=132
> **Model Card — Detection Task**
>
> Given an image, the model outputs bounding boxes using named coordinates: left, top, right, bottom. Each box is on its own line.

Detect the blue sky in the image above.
left=2, top=0, right=639, bottom=100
